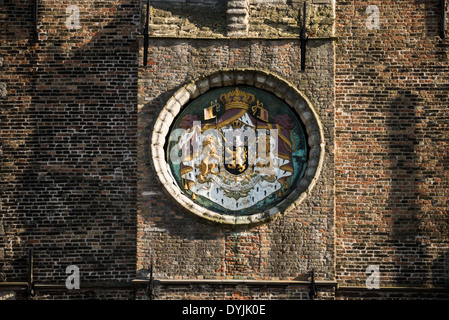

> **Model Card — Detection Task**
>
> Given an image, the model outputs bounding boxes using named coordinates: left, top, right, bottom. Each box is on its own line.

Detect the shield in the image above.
left=224, top=144, right=248, bottom=175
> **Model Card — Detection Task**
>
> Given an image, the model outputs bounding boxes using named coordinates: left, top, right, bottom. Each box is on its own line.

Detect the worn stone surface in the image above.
left=150, top=69, right=325, bottom=226
left=0, top=0, right=138, bottom=299
left=248, top=1, right=334, bottom=38
left=227, top=0, right=249, bottom=36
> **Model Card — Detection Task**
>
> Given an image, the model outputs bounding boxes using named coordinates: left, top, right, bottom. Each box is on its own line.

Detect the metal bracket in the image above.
left=308, top=269, right=317, bottom=300
left=299, top=2, right=308, bottom=71
left=143, top=0, right=150, bottom=66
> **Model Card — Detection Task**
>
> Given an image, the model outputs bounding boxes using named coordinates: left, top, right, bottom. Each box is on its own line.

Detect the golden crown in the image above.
left=219, top=88, right=255, bottom=111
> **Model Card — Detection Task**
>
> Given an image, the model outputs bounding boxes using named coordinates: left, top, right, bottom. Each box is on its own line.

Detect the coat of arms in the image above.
left=167, top=86, right=308, bottom=215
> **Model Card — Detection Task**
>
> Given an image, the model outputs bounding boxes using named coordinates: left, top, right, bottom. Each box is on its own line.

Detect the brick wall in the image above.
left=1, top=0, right=139, bottom=298
left=137, top=39, right=336, bottom=282
left=335, top=0, right=449, bottom=292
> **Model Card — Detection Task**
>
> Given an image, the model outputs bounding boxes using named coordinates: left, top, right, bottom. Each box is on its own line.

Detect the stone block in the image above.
left=174, top=87, right=191, bottom=106
left=209, top=72, right=224, bottom=88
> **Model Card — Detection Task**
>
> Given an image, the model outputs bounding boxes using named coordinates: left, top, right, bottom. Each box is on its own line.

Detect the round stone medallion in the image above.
left=151, top=70, right=324, bottom=225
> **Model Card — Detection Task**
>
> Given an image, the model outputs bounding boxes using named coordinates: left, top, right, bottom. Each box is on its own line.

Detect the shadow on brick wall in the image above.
left=386, top=91, right=427, bottom=286
left=3, top=1, right=138, bottom=292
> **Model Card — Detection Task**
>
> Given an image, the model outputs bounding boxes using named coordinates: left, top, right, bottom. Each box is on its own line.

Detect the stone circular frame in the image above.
left=151, top=69, right=325, bottom=225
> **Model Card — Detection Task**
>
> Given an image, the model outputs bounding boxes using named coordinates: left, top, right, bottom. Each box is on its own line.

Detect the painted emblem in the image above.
left=166, top=86, right=308, bottom=216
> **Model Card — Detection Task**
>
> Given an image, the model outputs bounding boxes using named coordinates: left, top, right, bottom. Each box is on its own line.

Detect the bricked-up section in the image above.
left=335, top=0, right=449, bottom=292
left=138, top=37, right=335, bottom=293
left=0, top=0, right=138, bottom=297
